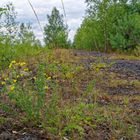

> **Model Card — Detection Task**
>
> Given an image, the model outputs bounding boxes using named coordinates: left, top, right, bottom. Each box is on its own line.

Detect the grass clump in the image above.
left=0, top=117, right=7, bottom=125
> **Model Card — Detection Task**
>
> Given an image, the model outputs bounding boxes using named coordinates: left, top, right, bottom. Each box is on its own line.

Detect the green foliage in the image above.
left=0, top=3, right=40, bottom=47
left=109, top=2, right=140, bottom=51
left=0, top=3, right=42, bottom=69
left=0, top=3, right=41, bottom=70
left=0, top=45, right=13, bottom=69
left=18, top=23, right=41, bottom=46
left=74, top=18, right=104, bottom=51
left=44, top=7, right=69, bottom=48
left=74, top=0, right=140, bottom=52
left=61, top=103, right=88, bottom=137
left=0, top=2, right=140, bottom=139
left=0, top=59, right=85, bottom=137
left=2, top=62, right=47, bottom=122
left=0, top=3, right=18, bottom=46
left=0, top=7, right=6, bottom=17
left=0, top=117, right=7, bottom=125
left=0, top=44, right=41, bottom=69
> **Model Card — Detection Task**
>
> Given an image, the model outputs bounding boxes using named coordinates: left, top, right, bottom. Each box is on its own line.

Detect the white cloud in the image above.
left=0, top=0, right=86, bottom=42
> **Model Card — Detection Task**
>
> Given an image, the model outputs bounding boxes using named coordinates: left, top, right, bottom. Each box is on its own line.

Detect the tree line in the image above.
left=0, top=1, right=140, bottom=53
left=74, top=0, right=140, bottom=53
left=0, top=3, right=69, bottom=48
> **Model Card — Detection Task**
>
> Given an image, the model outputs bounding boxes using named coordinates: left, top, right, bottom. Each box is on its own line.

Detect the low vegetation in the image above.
left=0, top=48, right=140, bottom=139
left=0, top=1, right=140, bottom=140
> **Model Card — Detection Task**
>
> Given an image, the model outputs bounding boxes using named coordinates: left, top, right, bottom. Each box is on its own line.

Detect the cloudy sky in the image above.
left=0, top=0, right=86, bottom=42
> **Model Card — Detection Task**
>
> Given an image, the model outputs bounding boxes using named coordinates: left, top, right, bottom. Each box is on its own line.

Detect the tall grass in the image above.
left=0, top=44, right=42, bottom=69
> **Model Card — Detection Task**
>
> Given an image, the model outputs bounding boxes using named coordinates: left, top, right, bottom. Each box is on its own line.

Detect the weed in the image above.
left=0, top=117, right=7, bottom=125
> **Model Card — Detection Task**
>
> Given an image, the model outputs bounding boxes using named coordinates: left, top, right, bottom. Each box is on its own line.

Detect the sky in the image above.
left=0, top=0, right=86, bottom=42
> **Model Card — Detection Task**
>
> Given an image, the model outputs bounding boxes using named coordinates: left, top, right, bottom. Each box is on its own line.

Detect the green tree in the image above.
left=74, top=18, right=104, bottom=51
left=0, top=7, right=6, bottom=17
left=0, top=3, right=18, bottom=46
left=18, top=23, right=41, bottom=46
left=109, top=0, right=140, bottom=52
left=44, top=7, right=69, bottom=48
left=75, top=0, right=117, bottom=52
left=0, top=7, right=7, bottom=44
left=74, top=0, right=140, bottom=52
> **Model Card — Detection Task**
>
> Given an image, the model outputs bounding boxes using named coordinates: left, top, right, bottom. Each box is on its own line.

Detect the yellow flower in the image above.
left=1, top=82, right=6, bottom=85
left=20, top=74, right=24, bottom=77
left=4, top=77, right=8, bottom=81
left=20, top=62, right=26, bottom=67
left=66, top=72, right=73, bottom=79
left=44, top=86, right=49, bottom=90
left=9, top=60, right=16, bottom=68
left=13, top=79, right=17, bottom=83
left=95, top=67, right=100, bottom=73
left=11, top=60, right=16, bottom=64
left=47, top=77, right=51, bottom=80
left=17, top=75, right=20, bottom=78
left=24, top=68, right=29, bottom=71
left=9, top=63, right=12, bottom=68
left=10, top=86, right=15, bottom=91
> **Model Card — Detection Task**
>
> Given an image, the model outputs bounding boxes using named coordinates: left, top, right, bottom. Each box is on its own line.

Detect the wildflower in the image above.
left=20, top=74, right=24, bottom=77
left=11, top=60, right=16, bottom=64
left=1, top=82, right=6, bottom=85
left=47, top=77, right=51, bottom=80
left=24, top=68, right=29, bottom=71
left=4, top=77, right=8, bottom=81
left=13, top=79, right=17, bottom=83
left=44, top=86, right=49, bottom=90
left=20, top=62, right=26, bottom=67
left=10, top=86, right=15, bottom=91
left=66, top=72, right=73, bottom=79
left=9, top=60, right=16, bottom=68
left=95, top=67, right=100, bottom=73
left=9, top=63, right=12, bottom=68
